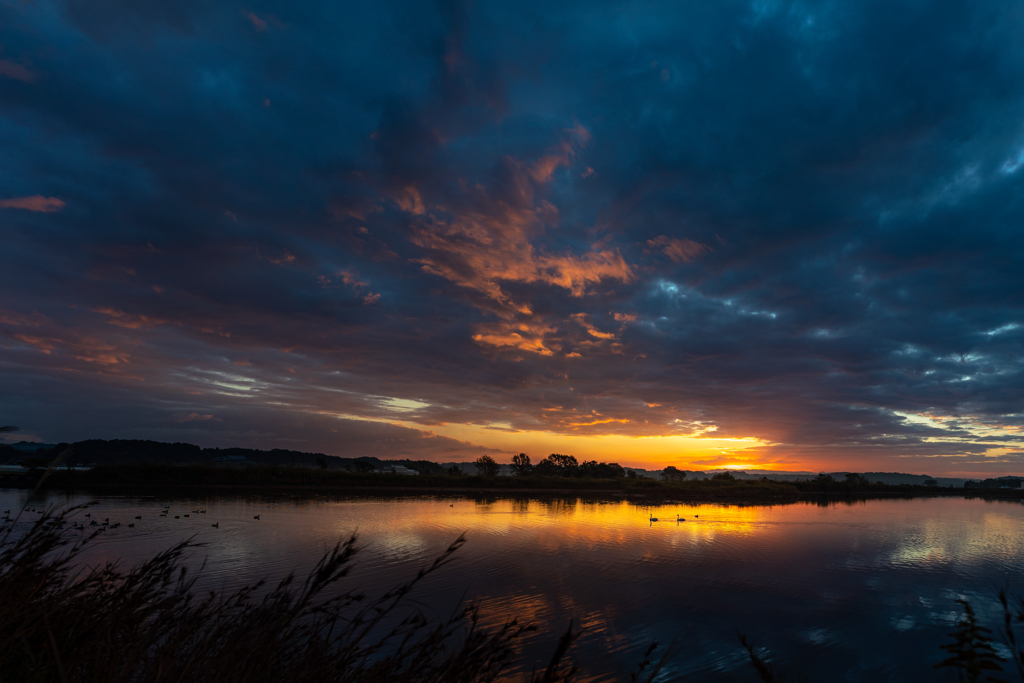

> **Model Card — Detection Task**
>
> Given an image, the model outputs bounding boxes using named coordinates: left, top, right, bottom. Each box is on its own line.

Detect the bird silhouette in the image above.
left=135, top=516, right=142, bottom=519
left=253, top=515, right=261, bottom=520
left=212, top=523, right=219, bottom=528
left=649, top=513, right=659, bottom=522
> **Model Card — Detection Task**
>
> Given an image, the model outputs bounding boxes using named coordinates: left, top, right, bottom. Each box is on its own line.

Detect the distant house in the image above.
left=964, top=477, right=1023, bottom=489
left=214, top=455, right=251, bottom=466
left=379, top=465, right=419, bottom=476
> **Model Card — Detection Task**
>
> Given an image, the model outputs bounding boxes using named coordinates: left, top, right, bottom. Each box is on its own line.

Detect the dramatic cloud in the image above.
left=0, top=196, right=64, bottom=212
left=0, top=59, right=34, bottom=83
left=1, top=0, right=1023, bottom=476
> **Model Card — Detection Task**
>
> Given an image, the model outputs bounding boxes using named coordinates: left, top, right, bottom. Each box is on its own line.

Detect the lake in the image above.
left=2, top=489, right=1022, bottom=682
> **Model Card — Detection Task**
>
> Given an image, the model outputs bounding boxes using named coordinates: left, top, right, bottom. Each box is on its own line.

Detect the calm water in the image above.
left=3, top=489, right=1023, bottom=682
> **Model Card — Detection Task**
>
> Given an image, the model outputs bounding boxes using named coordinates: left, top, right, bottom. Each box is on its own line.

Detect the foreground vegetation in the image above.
left=0, top=507, right=669, bottom=683
left=3, top=507, right=1024, bottom=682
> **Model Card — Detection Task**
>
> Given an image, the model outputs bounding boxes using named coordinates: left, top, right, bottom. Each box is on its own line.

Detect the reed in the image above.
left=0, top=506, right=667, bottom=683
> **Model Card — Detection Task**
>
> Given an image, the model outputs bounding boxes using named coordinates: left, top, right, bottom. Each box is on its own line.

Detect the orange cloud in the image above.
left=0, top=195, right=64, bottom=212
left=12, top=334, right=56, bottom=354
left=0, top=310, right=51, bottom=327
left=645, top=235, right=711, bottom=263
left=245, top=12, right=267, bottom=31
left=93, top=307, right=168, bottom=330
left=73, top=337, right=129, bottom=365
left=570, top=313, right=616, bottom=340
left=338, top=270, right=368, bottom=289
left=394, top=185, right=426, bottom=215
left=412, top=207, right=633, bottom=315
left=173, top=412, right=215, bottom=422
left=268, top=251, right=296, bottom=265
left=528, top=141, right=574, bottom=183
left=0, top=60, right=35, bottom=83
left=472, top=320, right=558, bottom=355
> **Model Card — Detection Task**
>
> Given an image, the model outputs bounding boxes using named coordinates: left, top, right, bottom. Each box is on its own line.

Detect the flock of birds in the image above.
left=649, top=513, right=699, bottom=523
left=6, top=503, right=698, bottom=529
left=0, top=506, right=265, bottom=530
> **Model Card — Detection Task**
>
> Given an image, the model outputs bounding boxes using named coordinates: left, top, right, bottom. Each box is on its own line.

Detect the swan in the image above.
left=649, top=513, right=659, bottom=522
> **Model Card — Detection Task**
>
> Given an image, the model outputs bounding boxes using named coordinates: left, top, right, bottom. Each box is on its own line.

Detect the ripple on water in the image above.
left=4, top=491, right=1024, bottom=682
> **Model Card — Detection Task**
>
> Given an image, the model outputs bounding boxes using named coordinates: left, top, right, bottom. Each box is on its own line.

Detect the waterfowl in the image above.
left=212, top=523, right=219, bottom=528
left=183, top=514, right=189, bottom=518
left=128, top=523, right=134, bottom=528
left=135, top=516, right=142, bottom=519
left=174, top=515, right=179, bottom=519
left=677, top=515, right=685, bottom=522
left=649, top=514, right=659, bottom=522
left=84, top=513, right=90, bottom=517
left=253, top=515, right=260, bottom=520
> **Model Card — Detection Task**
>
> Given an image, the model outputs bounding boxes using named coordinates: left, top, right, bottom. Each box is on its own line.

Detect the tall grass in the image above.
left=0, top=507, right=665, bottom=683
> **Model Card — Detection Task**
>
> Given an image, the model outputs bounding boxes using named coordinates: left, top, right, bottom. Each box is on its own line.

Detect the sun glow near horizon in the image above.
left=412, top=420, right=775, bottom=470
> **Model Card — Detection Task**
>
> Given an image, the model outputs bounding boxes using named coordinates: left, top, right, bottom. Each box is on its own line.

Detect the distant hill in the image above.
left=0, top=439, right=449, bottom=475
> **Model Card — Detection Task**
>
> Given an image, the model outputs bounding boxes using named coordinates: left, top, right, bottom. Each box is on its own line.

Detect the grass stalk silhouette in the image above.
left=0, top=506, right=666, bottom=683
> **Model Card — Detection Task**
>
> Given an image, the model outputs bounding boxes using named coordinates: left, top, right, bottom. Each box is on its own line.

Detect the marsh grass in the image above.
left=0, top=506, right=667, bottom=683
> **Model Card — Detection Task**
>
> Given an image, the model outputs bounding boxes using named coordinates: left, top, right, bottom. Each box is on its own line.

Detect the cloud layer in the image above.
left=1, top=0, right=1023, bottom=475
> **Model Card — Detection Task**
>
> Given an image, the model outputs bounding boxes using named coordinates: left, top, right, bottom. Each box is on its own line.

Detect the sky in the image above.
left=1, top=0, right=1023, bottom=477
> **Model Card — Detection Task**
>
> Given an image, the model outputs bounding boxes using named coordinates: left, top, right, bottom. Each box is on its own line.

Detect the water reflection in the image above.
left=1, top=490, right=1022, bottom=682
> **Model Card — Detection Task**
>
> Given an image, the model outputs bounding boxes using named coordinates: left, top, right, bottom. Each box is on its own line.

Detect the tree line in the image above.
left=470, top=453, right=690, bottom=481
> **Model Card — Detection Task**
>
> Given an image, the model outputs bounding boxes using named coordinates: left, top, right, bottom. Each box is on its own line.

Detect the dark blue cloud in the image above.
left=1, top=0, right=1023, bottom=474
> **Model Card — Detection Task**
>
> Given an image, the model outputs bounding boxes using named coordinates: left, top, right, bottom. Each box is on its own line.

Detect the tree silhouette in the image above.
left=661, top=466, right=686, bottom=482
left=474, top=454, right=500, bottom=477
left=511, top=453, right=533, bottom=476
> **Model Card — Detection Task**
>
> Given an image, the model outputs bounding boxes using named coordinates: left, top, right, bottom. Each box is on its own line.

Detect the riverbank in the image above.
left=5, top=464, right=1022, bottom=504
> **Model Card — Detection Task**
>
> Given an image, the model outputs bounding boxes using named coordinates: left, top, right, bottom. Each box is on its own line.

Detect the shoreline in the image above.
left=3, top=464, right=1022, bottom=504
